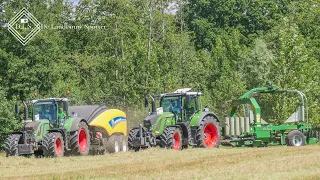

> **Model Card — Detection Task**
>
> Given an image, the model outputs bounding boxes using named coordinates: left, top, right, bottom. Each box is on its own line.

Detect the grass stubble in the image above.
left=0, top=145, right=320, bottom=180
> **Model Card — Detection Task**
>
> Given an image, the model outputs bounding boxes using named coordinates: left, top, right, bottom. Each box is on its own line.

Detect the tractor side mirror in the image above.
left=23, top=106, right=28, bottom=121
left=144, top=97, right=148, bottom=108
left=186, top=95, right=190, bottom=106
left=151, top=100, right=156, bottom=114
left=15, top=104, right=19, bottom=114
left=63, top=101, right=68, bottom=112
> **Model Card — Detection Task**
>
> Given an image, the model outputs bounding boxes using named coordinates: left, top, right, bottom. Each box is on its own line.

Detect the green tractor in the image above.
left=5, top=97, right=128, bottom=157
left=128, top=87, right=221, bottom=150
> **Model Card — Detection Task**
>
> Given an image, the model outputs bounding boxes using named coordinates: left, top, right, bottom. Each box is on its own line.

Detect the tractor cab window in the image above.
left=161, top=96, right=182, bottom=115
left=33, top=101, right=57, bottom=123
left=57, top=101, right=67, bottom=120
left=183, top=95, right=197, bottom=120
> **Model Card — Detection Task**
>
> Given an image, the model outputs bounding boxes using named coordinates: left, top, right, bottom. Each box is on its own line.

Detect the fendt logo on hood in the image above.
left=7, top=8, right=41, bottom=46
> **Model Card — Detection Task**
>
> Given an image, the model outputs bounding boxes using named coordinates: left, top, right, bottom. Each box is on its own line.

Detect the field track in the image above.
left=1, top=145, right=320, bottom=180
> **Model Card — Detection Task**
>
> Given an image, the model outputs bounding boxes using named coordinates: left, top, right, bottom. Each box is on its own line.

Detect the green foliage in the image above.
left=0, top=0, right=319, bottom=139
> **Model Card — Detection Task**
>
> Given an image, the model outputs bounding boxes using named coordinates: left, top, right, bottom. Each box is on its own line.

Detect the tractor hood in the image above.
left=24, top=121, right=41, bottom=132
left=144, top=114, right=161, bottom=129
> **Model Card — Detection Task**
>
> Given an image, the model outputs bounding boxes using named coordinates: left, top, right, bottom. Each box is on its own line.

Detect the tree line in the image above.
left=0, top=0, right=319, bottom=141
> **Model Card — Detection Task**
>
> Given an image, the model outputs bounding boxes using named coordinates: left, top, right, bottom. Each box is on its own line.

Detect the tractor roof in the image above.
left=24, top=98, right=69, bottom=104
left=162, top=88, right=202, bottom=97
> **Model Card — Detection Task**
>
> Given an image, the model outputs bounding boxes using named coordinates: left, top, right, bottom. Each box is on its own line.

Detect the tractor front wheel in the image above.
left=70, top=121, right=90, bottom=156
left=164, top=127, right=182, bottom=150
left=5, top=134, right=22, bottom=157
left=286, top=130, right=306, bottom=146
left=43, top=132, right=65, bottom=157
left=196, top=116, right=221, bottom=148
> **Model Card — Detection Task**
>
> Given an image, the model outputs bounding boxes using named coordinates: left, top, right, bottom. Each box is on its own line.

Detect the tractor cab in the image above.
left=144, top=88, right=202, bottom=124
left=159, top=88, right=202, bottom=122
left=27, top=98, right=69, bottom=127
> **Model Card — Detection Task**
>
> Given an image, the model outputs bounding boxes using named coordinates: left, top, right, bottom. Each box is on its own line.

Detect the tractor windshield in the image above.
left=33, top=100, right=57, bottom=123
left=161, top=96, right=182, bottom=114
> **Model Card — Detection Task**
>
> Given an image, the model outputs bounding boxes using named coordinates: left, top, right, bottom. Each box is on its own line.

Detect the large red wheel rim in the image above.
left=173, top=132, right=181, bottom=150
left=79, top=128, right=87, bottom=152
left=55, top=138, right=62, bottom=155
left=203, top=123, right=218, bottom=148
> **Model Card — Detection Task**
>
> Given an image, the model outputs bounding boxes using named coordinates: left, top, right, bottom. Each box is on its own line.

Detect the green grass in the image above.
left=1, top=145, right=320, bottom=180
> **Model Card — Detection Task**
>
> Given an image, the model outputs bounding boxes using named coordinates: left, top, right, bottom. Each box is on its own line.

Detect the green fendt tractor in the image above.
left=5, top=97, right=127, bottom=157
left=128, top=86, right=221, bottom=150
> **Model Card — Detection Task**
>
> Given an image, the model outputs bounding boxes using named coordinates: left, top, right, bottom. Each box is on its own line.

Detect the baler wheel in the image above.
left=196, top=116, right=221, bottom=148
left=119, top=135, right=128, bottom=152
left=106, top=135, right=120, bottom=153
left=5, top=134, right=22, bottom=157
left=286, top=130, right=306, bottom=146
left=70, top=121, right=90, bottom=156
left=128, top=128, right=139, bottom=151
left=43, top=132, right=65, bottom=157
left=164, top=127, right=182, bottom=150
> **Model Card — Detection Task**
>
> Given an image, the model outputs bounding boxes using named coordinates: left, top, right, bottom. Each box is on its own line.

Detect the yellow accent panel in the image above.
left=89, top=109, right=127, bottom=136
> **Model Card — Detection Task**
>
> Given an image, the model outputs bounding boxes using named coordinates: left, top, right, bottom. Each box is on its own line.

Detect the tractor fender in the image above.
left=196, top=112, right=220, bottom=126
left=70, top=117, right=89, bottom=132
left=48, top=128, right=67, bottom=138
left=176, top=122, right=191, bottom=140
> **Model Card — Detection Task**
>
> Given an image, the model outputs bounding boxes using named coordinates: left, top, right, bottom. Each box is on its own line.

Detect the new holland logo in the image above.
left=108, top=116, right=126, bottom=128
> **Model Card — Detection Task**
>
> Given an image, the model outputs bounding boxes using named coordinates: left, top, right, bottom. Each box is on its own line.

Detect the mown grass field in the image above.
left=1, top=145, right=320, bottom=180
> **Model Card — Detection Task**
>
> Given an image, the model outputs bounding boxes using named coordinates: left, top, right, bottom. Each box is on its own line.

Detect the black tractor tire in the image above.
left=286, top=130, right=306, bottom=146
left=42, top=132, right=65, bottom=157
left=163, top=127, right=183, bottom=150
left=160, top=128, right=168, bottom=148
left=128, top=128, right=139, bottom=151
left=5, top=134, right=22, bottom=157
left=118, top=135, right=128, bottom=152
left=70, top=121, right=90, bottom=156
left=196, top=116, right=221, bottom=148
left=106, top=135, right=121, bottom=153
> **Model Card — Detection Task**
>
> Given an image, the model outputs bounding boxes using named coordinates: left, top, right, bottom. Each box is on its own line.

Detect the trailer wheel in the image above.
left=5, top=134, right=22, bottom=157
left=286, top=130, right=306, bottom=146
left=164, top=127, right=182, bottom=150
left=106, top=135, right=121, bottom=153
left=196, top=116, right=221, bottom=148
left=43, top=132, right=65, bottom=157
left=70, top=121, right=90, bottom=156
left=119, top=135, right=128, bottom=152
left=128, top=128, right=139, bottom=151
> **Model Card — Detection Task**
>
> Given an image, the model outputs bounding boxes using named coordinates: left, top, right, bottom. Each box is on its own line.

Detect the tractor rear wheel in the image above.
left=5, top=134, right=22, bottom=157
left=70, top=121, right=90, bottom=156
left=286, top=130, right=306, bottom=146
left=43, top=132, right=65, bottom=157
left=106, top=135, right=120, bottom=153
left=128, top=128, right=139, bottom=151
left=164, top=127, right=182, bottom=150
left=196, top=116, right=221, bottom=148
